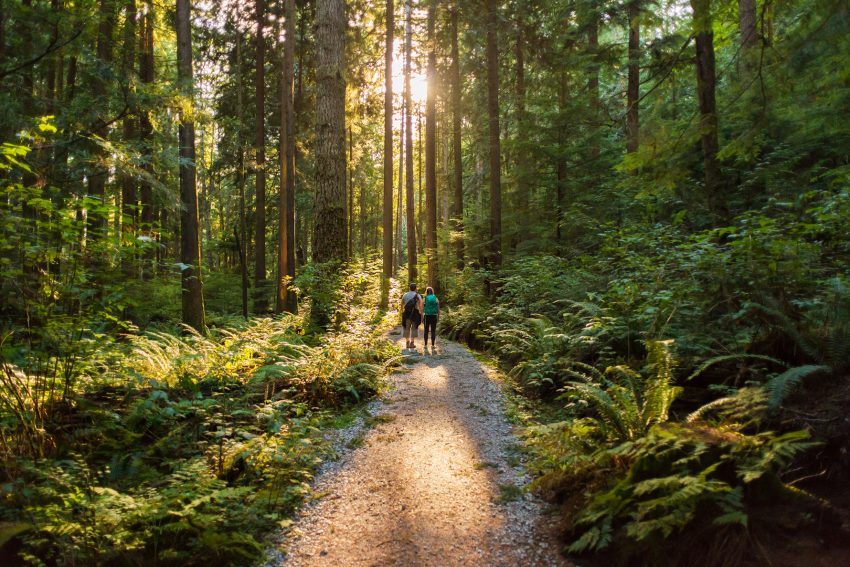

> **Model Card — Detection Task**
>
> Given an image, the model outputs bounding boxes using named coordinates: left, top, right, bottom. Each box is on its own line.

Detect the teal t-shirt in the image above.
left=424, top=294, right=439, bottom=315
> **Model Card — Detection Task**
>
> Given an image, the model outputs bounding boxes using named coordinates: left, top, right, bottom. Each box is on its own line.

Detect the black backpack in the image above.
left=403, top=294, right=420, bottom=325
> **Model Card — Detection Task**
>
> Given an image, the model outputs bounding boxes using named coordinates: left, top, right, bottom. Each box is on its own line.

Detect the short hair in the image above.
left=409, top=283, right=417, bottom=291
left=425, top=286, right=434, bottom=296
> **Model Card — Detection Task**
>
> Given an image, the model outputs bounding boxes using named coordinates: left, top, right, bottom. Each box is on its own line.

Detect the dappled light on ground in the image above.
left=279, top=332, right=568, bottom=566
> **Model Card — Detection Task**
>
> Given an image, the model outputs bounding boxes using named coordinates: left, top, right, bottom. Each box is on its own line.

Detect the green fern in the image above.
left=765, top=364, right=830, bottom=410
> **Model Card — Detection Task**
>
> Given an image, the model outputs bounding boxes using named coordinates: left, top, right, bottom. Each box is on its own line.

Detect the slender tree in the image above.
left=175, top=0, right=206, bottom=333
left=120, top=0, right=137, bottom=276
left=514, top=9, right=528, bottom=245
left=450, top=6, right=463, bottom=269
left=404, top=0, right=416, bottom=282
left=88, top=0, right=116, bottom=241
left=277, top=0, right=297, bottom=313
left=691, top=0, right=723, bottom=215
left=313, top=0, right=347, bottom=262
left=626, top=0, right=640, bottom=155
left=348, top=125, right=354, bottom=258
left=485, top=0, right=502, bottom=271
left=587, top=8, right=600, bottom=160
left=425, top=1, right=437, bottom=290
left=235, top=4, right=249, bottom=318
left=253, top=0, right=268, bottom=312
left=382, top=0, right=394, bottom=282
left=395, top=99, right=405, bottom=271
left=138, top=0, right=155, bottom=278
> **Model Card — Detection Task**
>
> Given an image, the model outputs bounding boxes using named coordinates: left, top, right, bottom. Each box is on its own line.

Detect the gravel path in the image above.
left=278, top=330, right=571, bottom=567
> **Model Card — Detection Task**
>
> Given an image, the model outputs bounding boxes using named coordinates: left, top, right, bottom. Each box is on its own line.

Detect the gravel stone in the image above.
left=274, top=330, right=573, bottom=567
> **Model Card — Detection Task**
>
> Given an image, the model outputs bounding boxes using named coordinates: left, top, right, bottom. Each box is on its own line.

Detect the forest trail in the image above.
left=277, top=329, right=571, bottom=566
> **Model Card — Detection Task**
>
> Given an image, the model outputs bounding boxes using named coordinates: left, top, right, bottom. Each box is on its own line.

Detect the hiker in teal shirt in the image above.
left=423, top=287, right=440, bottom=350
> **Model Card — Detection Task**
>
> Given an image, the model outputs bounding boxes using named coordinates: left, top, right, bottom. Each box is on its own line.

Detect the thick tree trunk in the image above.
left=739, top=0, right=757, bottom=49
left=450, top=7, right=463, bottom=270
left=253, top=0, right=269, bottom=312
left=277, top=0, right=297, bottom=313
left=313, top=0, right=347, bottom=263
left=626, top=1, right=640, bottom=155
left=382, top=0, right=394, bottom=281
left=425, top=2, right=438, bottom=291
left=485, top=0, right=502, bottom=271
left=691, top=0, right=723, bottom=215
left=176, top=0, right=206, bottom=333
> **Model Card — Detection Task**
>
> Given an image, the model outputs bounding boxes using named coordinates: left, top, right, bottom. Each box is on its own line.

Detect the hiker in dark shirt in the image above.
left=400, top=283, right=423, bottom=350
left=423, top=286, right=440, bottom=351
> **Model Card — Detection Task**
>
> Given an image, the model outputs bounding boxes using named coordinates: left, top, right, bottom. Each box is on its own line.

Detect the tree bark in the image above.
left=348, top=125, right=354, bottom=259
left=382, top=0, right=394, bottom=281
left=739, top=0, right=757, bottom=49
left=253, top=0, right=269, bottom=312
left=313, top=0, right=347, bottom=263
left=450, top=7, right=463, bottom=270
left=277, top=0, right=297, bottom=313
left=88, top=0, right=116, bottom=241
left=176, top=0, right=206, bottom=333
left=235, top=5, right=249, bottom=317
left=691, top=0, right=723, bottom=215
left=587, top=10, right=600, bottom=159
left=514, top=13, right=529, bottom=245
left=138, top=0, right=155, bottom=278
left=121, top=0, right=137, bottom=275
left=626, top=1, right=640, bottom=155
left=485, top=0, right=502, bottom=271
left=425, top=1, right=438, bottom=291
left=396, top=101, right=404, bottom=272
left=404, top=0, right=417, bottom=282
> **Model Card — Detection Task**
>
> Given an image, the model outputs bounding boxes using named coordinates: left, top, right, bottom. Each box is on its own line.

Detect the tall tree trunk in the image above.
left=138, top=0, right=155, bottom=278
left=587, top=10, right=600, bottom=159
left=382, top=0, right=394, bottom=282
left=235, top=6, right=249, bottom=318
left=485, top=0, right=502, bottom=271
left=691, top=0, right=723, bottom=216
left=277, top=0, right=297, bottom=313
left=176, top=0, right=206, bottom=333
left=121, top=0, right=137, bottom=275
left=417, top=107, right=423, bottom=255
left=348, top=125, right=354, bottom=259
left=514, top=13, right=528, bottom=245
left=395, top=102, right=404, bottom=272
left=253, top=0, right=269, bottom=312
left=626, top=1, right=640, bottom=155
left=450, top=6, right=463, bottom=270
left=556, top=72, right=566, bottom=250
left=738, top=0, right=757, bottom=49
left=425, top=2, right=438, bottom=290
left=404, top=0, right=416, bottom=282
left=88, top=0, right=116, bottom=241
left=313, top=0, right=347, bottom=263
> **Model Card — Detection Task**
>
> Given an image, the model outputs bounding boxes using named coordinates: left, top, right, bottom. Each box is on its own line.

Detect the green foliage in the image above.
left=0, top=262, right=400, bottom=564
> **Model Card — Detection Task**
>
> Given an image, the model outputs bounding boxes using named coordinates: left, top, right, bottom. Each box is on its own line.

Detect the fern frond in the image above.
left=765, top=364, right=829, bottom=410
left=685, top=353, right=786, bottom=382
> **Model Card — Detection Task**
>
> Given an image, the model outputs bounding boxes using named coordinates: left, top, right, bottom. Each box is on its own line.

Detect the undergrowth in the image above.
left=0, top=262, right=401, bottom=566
